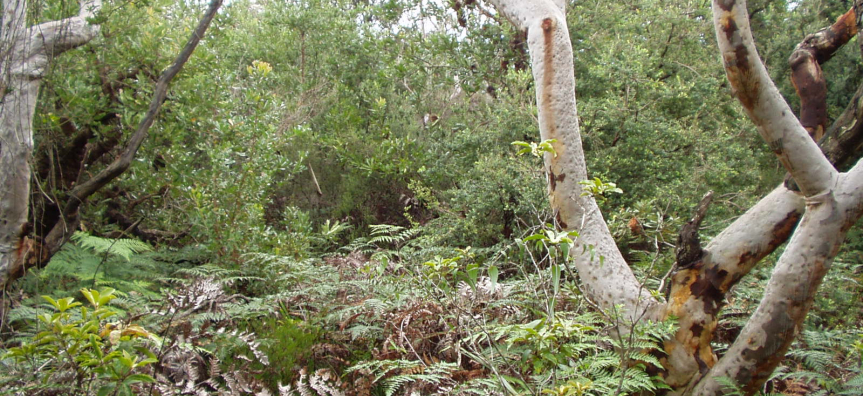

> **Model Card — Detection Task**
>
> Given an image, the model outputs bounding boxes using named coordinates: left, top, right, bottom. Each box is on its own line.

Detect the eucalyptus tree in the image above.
left=488, top=0, right=863, bottom=394
left=0, top=0, right=101, bottom=289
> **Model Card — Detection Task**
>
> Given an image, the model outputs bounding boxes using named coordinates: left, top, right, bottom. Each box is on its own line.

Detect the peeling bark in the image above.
left=489, top=0, right=657, bottom=322
left=788, top=7, right=857, bottom=141
left=0, top=0, right=102, bottom=290
left=490, top=1, right=863, bottom=395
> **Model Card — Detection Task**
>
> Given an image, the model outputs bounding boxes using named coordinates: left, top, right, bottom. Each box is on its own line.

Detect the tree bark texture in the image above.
left=0, top=0, right=101, bottom=289
left=489, top=0, right=659, bottom=323
left=788, top=7, right=857, bottom=141
left=489, top=0, right=863, bottom=394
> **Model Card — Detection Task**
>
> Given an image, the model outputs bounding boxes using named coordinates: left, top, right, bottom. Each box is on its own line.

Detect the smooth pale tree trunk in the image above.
left=488, top=0, right=863, bottom=394
left=489, top=0, right=659, bottom=324
left=0, top=0, right=101, bottom=289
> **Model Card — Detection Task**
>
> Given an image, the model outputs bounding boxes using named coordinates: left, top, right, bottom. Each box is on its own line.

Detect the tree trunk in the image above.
left=0, top=0, right=102, bottom=290
left=489, top=0, right=660, bottom=324
left=488, top=0, right=863, bottom=394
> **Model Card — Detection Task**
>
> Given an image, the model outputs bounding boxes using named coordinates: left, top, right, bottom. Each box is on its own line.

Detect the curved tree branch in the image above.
left=664, top=4, right=863, bottom=389
left=42, top=0, right=224, bottom=258
left=788, top=6, right=856, bottom=141
left=713, top=0, right=837, bottom=196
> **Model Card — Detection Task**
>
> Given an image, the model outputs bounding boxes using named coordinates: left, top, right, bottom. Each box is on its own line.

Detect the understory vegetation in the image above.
left=2, top=0, right=863, bottom=395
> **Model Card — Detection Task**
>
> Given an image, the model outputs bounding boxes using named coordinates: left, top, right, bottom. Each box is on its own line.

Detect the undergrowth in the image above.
left=2, top=225, right=861, bottom=395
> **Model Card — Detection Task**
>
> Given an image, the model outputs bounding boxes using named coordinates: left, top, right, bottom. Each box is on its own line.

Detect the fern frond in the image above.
left=174, top=263, right=240, bottom=279
left=72, top=231, right=152, bottom=261
left=840, top=372, right=863, bottom=395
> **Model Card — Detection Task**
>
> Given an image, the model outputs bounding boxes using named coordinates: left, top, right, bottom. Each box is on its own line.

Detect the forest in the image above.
left=1, top=0, right=862, bottom=395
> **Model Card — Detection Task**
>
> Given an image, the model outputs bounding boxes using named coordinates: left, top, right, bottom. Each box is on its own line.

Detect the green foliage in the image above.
left=486, top=311, right=675, bottom=395
left=253, top=317, right=320, bottom=389
left=345, top=224, right=421, bottom=267
left=782, top=330, right=863, bottom=395
left=3, top=263, right=277, bottom=395
left=422, top=247, right=482, bottom=293
left=513, top=139, right=558, bottom=158
left=346, top=359, right=459, bottom=396
left=579, top=178, right=624, bottom=201
left=15, top=0, right=863, bottom=394
left=1, top=288, right=158, bottom=396
left=33, top=232, right=164, bottom=297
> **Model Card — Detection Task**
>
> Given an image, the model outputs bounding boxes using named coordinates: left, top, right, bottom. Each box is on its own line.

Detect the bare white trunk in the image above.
left=489, top=0, right=657, bottom=321
left=0, top=0, right=101, bottom=288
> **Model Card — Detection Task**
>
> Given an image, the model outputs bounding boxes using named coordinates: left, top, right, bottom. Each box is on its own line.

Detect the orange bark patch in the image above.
left=667, top=269, right=697, bottom=314
left=9, top=237, right=46, bottom=282
left=628, top=217, right=644, bottom=236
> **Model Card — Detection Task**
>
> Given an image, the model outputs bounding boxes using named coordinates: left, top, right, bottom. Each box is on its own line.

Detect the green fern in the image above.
left=841, top=372, right=863, bottom=395
left=783, top=329, right=862, bottom=394
left=38, top=232, right=162, bottom=295
left=71, top=231, right=152, bottom=260
left=342, top=224, right=421, bottom=263
left=346, top=359, right=458, bottom=396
